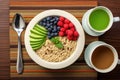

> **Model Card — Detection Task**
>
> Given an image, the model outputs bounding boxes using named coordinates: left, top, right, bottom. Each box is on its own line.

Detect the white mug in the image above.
left=82, top=6, right=120, bottom=36
left=84, top=41, right=119, bottom=73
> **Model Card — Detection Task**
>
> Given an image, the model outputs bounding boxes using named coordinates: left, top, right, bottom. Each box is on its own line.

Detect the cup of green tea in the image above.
left=82, top=6, right=120, bottom=36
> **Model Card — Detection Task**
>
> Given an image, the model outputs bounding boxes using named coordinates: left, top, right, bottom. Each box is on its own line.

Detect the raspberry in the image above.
left=57, top=21, right=63, bottom=27
left=60, top=28, right=66, bottom=32
left=73, top=37, right=78, bottom=41
left=67, top=30, right=73, bottom=36
left=59, top=16, right=65, bottom=21
left=63, top=24, right=69, bottom=29
left=70, top=28, right=75, bottom=32
left=69, top=23, right=74, bottom=28
left=59, top=31, right=64, bottom=37
left=64, top=19, right=70, bottom=24
left=65, top=30, right=69, bottom=35
left=74, top=31, right=79, bottom=37
left=67, top=35, right=73, bottom=40
left=57, top=16, right=78, bottom=41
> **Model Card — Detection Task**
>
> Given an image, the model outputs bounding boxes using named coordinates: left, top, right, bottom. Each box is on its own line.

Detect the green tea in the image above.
left=89, top=9, right=110, bottom=31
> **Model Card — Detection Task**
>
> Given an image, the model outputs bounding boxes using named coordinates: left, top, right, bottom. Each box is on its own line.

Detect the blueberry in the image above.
left=46, top=23, right=50, bottom=27
left=54, top=25, right=57, bottom=30
left=57, top=26, right=60, bottom=31
left=54, top=32, right=58, bottom=36
left=48, top=28, right=52, bottom=32
left=39, top=21, right=43, bottom=26
left=52, top=29, right=56, bottom=33
left=42, top=22, right=46, bottom=26
left=54, top=21, right=58, bottom=24
left=54, top=25, right=58, bottom=28
left=50, top=18, right=56, bottom=22
left=46, top=17, right=50, bottom=21
left=50, top=26, right=53, bottom=29
left=50, top=23, right=53, bottom=26
left=46, top=21, right=50, bottom=24
left=42, top=18, right=47, bottom=22
left=53, top=28, right=57, bottom=32
left=46, top=16, right=52, bottom=21
left=55, top=16, right=59, bottom=21
left=47, top=32, right=51, bottom=36
left=51, top=33, right=54, bottom=37
left=45, top=26, right=49, bottom=29
left=54, top=25, right=57, bottom=27
left=54, top=28, right=57, bottom=31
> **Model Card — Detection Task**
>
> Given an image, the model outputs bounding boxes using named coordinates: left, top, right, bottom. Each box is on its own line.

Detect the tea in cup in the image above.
left=84, top=41, right=119, bottom=73
left=82, top=6, right=120, bottom=36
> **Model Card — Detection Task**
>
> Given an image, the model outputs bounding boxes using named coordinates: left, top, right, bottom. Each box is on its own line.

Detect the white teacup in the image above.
left=82, top=6, right=120, bottom=36
left=84, top=41, right=119, bottom=73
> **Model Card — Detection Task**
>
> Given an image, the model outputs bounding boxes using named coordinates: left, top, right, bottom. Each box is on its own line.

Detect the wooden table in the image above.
left=98, top=0, right=120, bottom=80
left=0, top=0, right=120, bottom=80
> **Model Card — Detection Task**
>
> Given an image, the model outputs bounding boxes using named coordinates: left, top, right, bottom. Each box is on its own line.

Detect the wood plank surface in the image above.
left=0, top=0, right=10, bottom=79
left=0, top=0, right=120, bottom=80
left=3, top=0, right=120, bottom=80
left=9, top=0, right=98, bottom=80
left=10, top=0, right=97, bottom=9
left=98, top=0, right=120, bottom=80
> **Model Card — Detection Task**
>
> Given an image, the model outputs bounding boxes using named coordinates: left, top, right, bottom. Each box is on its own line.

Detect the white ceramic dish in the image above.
left=24, top=9, right=85, bottom=69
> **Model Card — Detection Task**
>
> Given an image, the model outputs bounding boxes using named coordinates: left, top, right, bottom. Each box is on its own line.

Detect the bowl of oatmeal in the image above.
left=24, top=9, right=85, bottom=69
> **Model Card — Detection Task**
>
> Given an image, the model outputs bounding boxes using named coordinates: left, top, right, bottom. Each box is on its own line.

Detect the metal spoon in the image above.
left=12, top=13, right=25, bottom=74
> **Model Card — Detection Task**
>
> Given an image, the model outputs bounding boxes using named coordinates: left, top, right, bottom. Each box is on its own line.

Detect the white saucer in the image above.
left=82, top=10, right=104, bottom=36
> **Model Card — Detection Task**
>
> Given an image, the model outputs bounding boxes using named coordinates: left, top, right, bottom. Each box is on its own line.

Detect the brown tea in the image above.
left=92, top=46, right=114, bottom=69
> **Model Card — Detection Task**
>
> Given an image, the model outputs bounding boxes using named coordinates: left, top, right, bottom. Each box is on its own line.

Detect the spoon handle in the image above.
left=16, top=35, right=23, bottom=74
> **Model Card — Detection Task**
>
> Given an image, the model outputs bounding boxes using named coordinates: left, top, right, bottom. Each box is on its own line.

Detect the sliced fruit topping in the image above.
left=30, top=29, right=46, bottom=36
left=31, top=42, right=45, bottom=50
left=30, top=37, right=44, bottom=42
left=29, top=15, right=79, bottom=50
left=33, top=24, right=47, bottom=34
left=57, top=16, right=79, bottom=41
left=30, top=33, right=46, bottom=39
left=39, top=16, right=60, bottom=39
left=29, top=23, right=47, bottom=50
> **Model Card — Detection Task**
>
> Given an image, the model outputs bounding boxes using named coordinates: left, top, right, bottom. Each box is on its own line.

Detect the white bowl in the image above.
left=24, top=9, right=85, bottom=69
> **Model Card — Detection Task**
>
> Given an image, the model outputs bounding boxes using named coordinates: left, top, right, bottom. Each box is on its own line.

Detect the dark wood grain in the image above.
left=98, top=0, right=120, bottom=80
left=0, top=0, right=10, bottom=79
left=11, top=77, right=97, bottom=80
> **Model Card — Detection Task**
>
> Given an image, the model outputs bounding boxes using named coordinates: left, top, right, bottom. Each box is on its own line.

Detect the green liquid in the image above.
left=89, top=9, right=110, bottom=31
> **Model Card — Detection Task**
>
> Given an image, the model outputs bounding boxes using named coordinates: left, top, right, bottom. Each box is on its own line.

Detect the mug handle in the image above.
left=118, top=59, right=120, bottom=64
left=113, top=17, right=120, bottom=22
left=113, top=17, right=120, bottom=65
